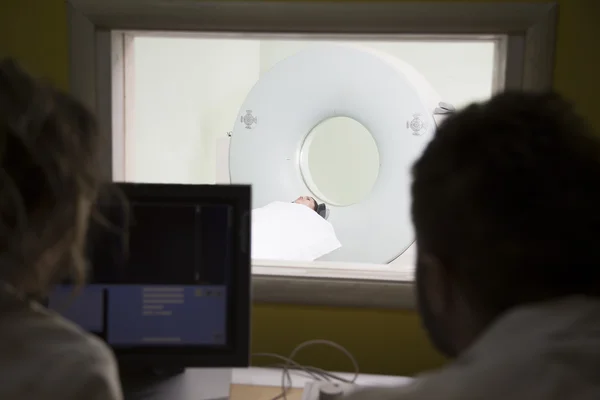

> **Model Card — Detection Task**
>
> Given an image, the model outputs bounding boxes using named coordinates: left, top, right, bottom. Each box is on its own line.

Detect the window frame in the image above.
left=67, top=0, right=558, bottom=310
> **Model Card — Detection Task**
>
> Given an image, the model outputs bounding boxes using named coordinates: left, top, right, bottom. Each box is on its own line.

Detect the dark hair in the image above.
left=411, top=91, right=600, bottom=316
left=0, top=59, right=106, bottom=296
left=309, top=197, right=319, bottom=212
left=309, top=197, right=327, bottom=219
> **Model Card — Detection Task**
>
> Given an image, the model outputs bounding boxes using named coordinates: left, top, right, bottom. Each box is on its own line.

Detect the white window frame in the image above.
left=67, top=0, right=558, bottom=310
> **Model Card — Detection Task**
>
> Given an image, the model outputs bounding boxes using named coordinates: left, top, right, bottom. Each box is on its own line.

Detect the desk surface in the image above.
left=232, top=367, right=411, bottom=388
left=230, top=384, right=302, bottom=400
left=122, top=367, right=411, bottom=400
left=228, top=367, right=412, bottom=400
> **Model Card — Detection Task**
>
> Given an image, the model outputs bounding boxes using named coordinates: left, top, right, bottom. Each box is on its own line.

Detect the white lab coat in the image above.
left=0, top=286, right=123, bottom=400
left=344, top=296, right=600, bottom=400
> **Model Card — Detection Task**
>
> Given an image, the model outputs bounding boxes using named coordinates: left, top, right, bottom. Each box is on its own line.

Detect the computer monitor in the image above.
left=46, top=183, right=251, bottom=371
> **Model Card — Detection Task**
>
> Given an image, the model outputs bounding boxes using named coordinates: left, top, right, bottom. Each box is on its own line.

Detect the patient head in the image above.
left=294, top=196, right=318, bottom=212
left=411, top=91, right=600, bottom=358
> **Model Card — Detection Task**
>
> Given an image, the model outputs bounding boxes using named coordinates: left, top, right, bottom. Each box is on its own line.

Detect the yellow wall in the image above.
left=1, top=0, right=598, bottom=376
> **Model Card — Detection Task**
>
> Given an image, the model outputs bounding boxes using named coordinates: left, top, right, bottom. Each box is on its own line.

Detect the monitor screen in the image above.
left=46, top=183, right=251, bottom=368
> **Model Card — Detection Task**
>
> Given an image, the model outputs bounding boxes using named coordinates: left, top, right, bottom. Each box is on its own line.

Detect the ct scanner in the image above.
left=216, top=44, right=454, bottom=265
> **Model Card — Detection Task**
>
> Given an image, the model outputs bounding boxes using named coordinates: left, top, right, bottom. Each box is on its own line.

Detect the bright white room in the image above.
left=116, top=33, right=500, bottom=281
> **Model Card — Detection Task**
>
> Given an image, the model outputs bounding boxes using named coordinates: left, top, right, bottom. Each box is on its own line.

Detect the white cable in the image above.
left=252, top=339, right=360, bottom=400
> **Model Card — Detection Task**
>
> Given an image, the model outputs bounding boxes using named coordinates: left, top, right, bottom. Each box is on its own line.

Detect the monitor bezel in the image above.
left=95, top=183, right=251, bottom=369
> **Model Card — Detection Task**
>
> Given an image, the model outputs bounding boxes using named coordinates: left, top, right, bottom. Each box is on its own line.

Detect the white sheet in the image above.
left=251, top=201, right=341, bottom=261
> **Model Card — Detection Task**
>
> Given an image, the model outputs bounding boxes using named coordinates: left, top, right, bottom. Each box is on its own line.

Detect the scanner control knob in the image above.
left=319, top=383, right=344, bottom=400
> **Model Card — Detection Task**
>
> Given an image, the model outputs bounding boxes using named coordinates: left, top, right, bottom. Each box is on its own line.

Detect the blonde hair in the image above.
left=0, top=59, right=106, bottom=296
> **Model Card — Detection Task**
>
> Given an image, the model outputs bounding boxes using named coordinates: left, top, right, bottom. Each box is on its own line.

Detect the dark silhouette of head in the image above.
left=411, top=91, right=600, bottom=358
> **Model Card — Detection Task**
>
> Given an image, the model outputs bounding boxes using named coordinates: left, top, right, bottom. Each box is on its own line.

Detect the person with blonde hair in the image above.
left=0, top=59, right=122, bottom=400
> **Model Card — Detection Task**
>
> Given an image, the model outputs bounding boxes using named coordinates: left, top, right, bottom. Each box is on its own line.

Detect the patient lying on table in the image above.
left=252, top=196, right=341, bottom=262
left=293, top=196, right=327, bottom=218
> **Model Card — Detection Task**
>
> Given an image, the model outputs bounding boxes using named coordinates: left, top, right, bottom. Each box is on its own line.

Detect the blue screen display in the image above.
left=48, top=284, right=227, bottom=346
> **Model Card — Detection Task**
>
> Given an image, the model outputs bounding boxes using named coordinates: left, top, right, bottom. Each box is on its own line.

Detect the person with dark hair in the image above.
left=0, top=59, right=122, bottom=400
left=344, top=92, right=600, bottom=400
left=294, top=195, right=318, bottom=211
left=293, top=195, right=326, bottom=218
